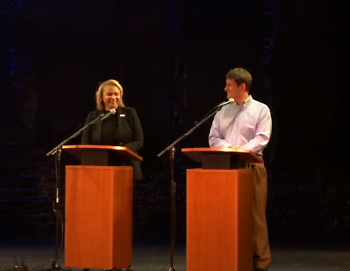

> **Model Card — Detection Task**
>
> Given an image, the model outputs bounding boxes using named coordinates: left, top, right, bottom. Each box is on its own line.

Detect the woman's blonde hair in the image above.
left=95, top=79, right=125, bottom=110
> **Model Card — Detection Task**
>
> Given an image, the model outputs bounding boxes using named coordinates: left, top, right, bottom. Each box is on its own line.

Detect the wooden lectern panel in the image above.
left=65, top=166, right=133, bottom=269
left=62, top=145, right=143, bottom=165
left=182, top=147, right=262, bottom=166
left=187, top=169, right=254, bottom=271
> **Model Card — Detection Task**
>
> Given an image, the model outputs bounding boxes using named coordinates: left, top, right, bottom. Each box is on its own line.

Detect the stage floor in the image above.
left=1, top=238, right=349, bottom=271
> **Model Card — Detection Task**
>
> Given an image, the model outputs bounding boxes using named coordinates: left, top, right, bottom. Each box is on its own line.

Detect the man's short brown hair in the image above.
left=226, top=68, right=252, bottom=92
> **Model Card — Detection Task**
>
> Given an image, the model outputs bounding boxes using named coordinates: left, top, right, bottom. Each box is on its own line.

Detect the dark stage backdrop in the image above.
left=1, top=0, right=344, bottom=245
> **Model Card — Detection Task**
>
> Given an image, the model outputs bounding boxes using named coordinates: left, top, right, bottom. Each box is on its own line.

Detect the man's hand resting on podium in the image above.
left=228, top=145, right=249, bottom=152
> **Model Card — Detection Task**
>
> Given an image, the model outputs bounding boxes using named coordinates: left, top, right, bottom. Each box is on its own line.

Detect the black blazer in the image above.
left=81, top=106, right=144, bottom=180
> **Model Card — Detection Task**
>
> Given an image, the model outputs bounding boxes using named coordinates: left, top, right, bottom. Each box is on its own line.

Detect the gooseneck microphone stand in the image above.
left=45, top=110, right=115, bottom=271
left=157, top=99, right=234, bottom=271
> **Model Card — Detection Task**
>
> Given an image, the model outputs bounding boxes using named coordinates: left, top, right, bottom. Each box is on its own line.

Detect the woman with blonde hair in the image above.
left=81, top=79, right=144, bottom=180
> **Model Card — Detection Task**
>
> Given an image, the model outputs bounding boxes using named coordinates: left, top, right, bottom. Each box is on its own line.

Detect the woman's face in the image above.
left=102, top=85, right=121, bottom=110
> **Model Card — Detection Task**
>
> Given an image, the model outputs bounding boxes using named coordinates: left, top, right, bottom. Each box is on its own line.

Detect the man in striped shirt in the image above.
left=209, top=68, right=272, bottom=271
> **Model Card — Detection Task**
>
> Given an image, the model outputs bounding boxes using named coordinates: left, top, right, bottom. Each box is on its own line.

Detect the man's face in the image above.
left=224, top=78, right=245, bottom=99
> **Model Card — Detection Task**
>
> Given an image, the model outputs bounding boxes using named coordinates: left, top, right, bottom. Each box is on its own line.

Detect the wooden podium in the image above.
left=182, top=148, right=262, bottom=271
left=62, top=145, right=143, bottom=270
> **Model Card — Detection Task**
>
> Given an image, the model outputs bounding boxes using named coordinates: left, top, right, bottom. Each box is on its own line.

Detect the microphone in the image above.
left=217, top=98, right=234, bottom=107
left=99, top=109, right=117, bottom=121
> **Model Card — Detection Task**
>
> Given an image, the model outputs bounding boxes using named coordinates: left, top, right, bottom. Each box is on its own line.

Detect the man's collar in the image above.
left=234, top=95, right=253, bottom=107
left=243, top=95, right=253, bottom=106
